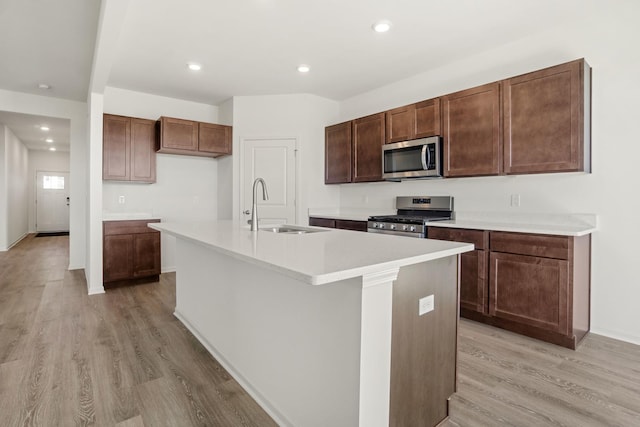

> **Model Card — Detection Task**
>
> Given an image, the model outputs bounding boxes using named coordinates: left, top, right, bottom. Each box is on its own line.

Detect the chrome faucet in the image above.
left=249, top=178, right=269, bottom=231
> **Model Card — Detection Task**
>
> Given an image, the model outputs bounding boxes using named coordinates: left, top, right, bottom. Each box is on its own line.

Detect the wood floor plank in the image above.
left=2, top=234, right=640, bottom=426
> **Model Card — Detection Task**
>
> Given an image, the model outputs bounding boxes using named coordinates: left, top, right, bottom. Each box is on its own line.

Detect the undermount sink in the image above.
left=261, top=225, right=327, bottom=234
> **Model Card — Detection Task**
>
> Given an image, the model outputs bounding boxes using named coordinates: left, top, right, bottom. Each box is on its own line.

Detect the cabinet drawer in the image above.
left=335, top=219, right=367, bottom=232
left=309, top=217, right=336, bottom=228
left=104, top=219, right=160, bottom=236
left=490, top=231, right=569, bottom=260
left=428, top=227, right=488, bottom=250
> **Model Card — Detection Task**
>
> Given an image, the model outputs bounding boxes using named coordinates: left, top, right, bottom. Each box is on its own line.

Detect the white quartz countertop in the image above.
left=150, top=221, right=473, bottom=285
left=102, top=212, right=161, bottom=221
left=427, top=212, right=597, bottom=237
left=308, top=208, right=394, bottom=222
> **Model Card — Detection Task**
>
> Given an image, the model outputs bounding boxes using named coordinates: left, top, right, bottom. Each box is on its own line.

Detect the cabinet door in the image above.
left=353, top=112, right=385, bottom=182
left=199, top=122, right=232, bottom=155
left=428, top=227, right=488, bottom=314
left=103, top=114, right=130, bottom=181
left=504, top=59, right=587, bottom=174
left=130, top=118, right=156, bottom=183
left=325, top=121, right=352, bottom=184
left=133, top=233, right=161, bottom=278
left=160, top=117, right=198, bottom=151
left=442, top=82, right=501, bottom=177
left=414, top=98, right=441, bottom=139
left=489, top=251, right=569, bottom=333
left=103, top=234, right=134, bottom=282
left=386, top=104, right=415, bottom=143
left=460, top=250, right=488, bottom=314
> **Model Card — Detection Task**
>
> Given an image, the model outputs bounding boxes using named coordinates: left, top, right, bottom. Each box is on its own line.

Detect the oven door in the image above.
left=382, top=137, right=442, bottom=180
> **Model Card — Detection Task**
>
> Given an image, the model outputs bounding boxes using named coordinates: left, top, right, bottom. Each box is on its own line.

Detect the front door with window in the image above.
left=36, top=171, right=70, bottom=232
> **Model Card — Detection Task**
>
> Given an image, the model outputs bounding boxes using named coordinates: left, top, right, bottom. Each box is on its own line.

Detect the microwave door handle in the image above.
left=421, top=144, right=430, bottom=170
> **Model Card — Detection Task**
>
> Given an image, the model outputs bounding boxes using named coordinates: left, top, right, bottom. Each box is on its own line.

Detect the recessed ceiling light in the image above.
left=38, top=83, right=51, bottom=90
left=297, top=64, right=310, bottom=73
left=372, top=20, right=392, bottom=33
left=45, top=138, right=54, bottom=143
left=40, top=126, right=50, bottom=131
left=49, top=147, right=56, bottom=151
left=187, top=62, right=202, bottom=71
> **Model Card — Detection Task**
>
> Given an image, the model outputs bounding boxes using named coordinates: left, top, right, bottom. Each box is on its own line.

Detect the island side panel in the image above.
left=390, top=255, right=459, bottom=427
left=174, top=238, right=363, bottom=427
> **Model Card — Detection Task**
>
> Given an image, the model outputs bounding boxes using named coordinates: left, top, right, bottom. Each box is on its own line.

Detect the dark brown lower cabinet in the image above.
left=103, top=219, right=161, bottom=286
left=428, top=228, right=489, bottom=315
left=428, top=227, right=591, bottom=349
left=309, top=217, right=368, bottom=232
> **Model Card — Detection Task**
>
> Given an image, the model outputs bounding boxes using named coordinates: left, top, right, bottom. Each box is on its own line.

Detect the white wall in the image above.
left=0, top=125, right=30, bottom=250
left=0, top=89, right=87, bottom=269
left=217, top=98, right=234, bottom=220
left=230, top=94, right=341, bottom=224
left=335, top=2, right=640, bottom=344
left=28, top=150, right=71, bottom=232
left=102, top=87, right=220, bottom=272
left=0, top=127, right=5, bottom=249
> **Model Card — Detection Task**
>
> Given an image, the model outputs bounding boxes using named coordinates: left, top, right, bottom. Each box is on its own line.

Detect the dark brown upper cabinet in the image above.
left=324, top=59, right=591, bottom=185
left=199, top=122, right=232, bottom=155
left=503, top=59, right=590, bottom=174
left=442, top=82, right=502, bottom=178
left=353, top=112, right=385, bottom=182
left=103, top=114, right=156, bottom=183
left=157, top=116, right=232, bottom=158
left=386, top=98, right=441, bottom=144
left=325, top=121, right=352, bottom=184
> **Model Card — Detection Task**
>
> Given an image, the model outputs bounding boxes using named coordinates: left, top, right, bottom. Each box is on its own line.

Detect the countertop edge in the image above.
left=149, top=223, right=473, bottom=285
left=426, top=220, right=596, bottom=237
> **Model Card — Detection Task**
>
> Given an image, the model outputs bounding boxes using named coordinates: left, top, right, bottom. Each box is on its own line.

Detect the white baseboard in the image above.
left=161, top=266, right=176, bottom=274
left=88, top=285, right=105, bottom=295
left=174, top=309, right=292, bottom=427
left=590, top=327, right=640, bottom=346
left=6, top=232, right=29, bottom=250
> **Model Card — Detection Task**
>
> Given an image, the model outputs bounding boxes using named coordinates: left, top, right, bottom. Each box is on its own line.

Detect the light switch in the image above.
left=419, top=295, right=434, bottom=316
left=118, top=195, right=125, bottom=204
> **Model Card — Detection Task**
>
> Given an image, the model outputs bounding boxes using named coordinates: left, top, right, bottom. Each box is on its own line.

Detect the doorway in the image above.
left=36, top=170, right=70, bottom=233
left=240, top=137, right=297, bottom=226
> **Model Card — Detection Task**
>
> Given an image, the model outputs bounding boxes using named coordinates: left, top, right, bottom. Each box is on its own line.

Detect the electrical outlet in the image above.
left=419, top=295, right=434, bottom=316
left=510, top=194, right=520, bottom=207
left=118, top=195, right=125, bottom=204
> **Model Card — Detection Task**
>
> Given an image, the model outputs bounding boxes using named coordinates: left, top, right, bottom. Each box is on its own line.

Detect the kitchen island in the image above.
left=150, top=221, right=473, bottom=427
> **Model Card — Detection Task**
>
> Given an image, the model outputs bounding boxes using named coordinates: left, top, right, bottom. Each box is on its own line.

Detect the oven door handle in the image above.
left=421, top=144, right=430, bottom=170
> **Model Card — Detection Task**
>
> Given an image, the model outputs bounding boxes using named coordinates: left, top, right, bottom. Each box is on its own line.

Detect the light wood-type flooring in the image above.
left=1, top=234, right=639, bottom=426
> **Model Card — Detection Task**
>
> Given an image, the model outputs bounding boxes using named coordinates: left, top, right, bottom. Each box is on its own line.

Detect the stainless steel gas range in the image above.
left=367, top=196, right=454, bottom=238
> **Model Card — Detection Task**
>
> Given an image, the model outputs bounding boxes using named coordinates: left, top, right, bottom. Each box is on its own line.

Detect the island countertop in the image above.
left=150, top=220, right=473, bottom=285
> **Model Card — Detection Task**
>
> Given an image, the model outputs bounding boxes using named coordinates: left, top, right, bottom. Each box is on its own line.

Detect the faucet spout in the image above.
left=250, top=178, right=269, bottom=231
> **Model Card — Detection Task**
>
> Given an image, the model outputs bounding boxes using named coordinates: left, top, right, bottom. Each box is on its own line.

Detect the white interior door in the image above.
left=241, top=138, right=297, bottom=226
left=36, top=171, right=70, bottom=232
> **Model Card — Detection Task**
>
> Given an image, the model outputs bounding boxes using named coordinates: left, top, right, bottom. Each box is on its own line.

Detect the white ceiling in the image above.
left=0, top=111, right=70, bottom=152
left=0, top=0, right=593, bottom=147
left=108, top=0, right=592, bottom=105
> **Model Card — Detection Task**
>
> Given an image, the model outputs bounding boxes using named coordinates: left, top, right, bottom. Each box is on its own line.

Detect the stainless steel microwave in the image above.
left=382, top=136, right=443, bottom=180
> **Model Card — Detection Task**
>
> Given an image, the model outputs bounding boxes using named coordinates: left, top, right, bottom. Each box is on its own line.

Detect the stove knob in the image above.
left=409, top=225, right=416, bottom=232
left=379, top=223, right=385, bottom=229
left=402, top=225, right=408, bottom=231
left=372, top=223, right=378, bottom=228
left=390, top=224, right=396, bottom=230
